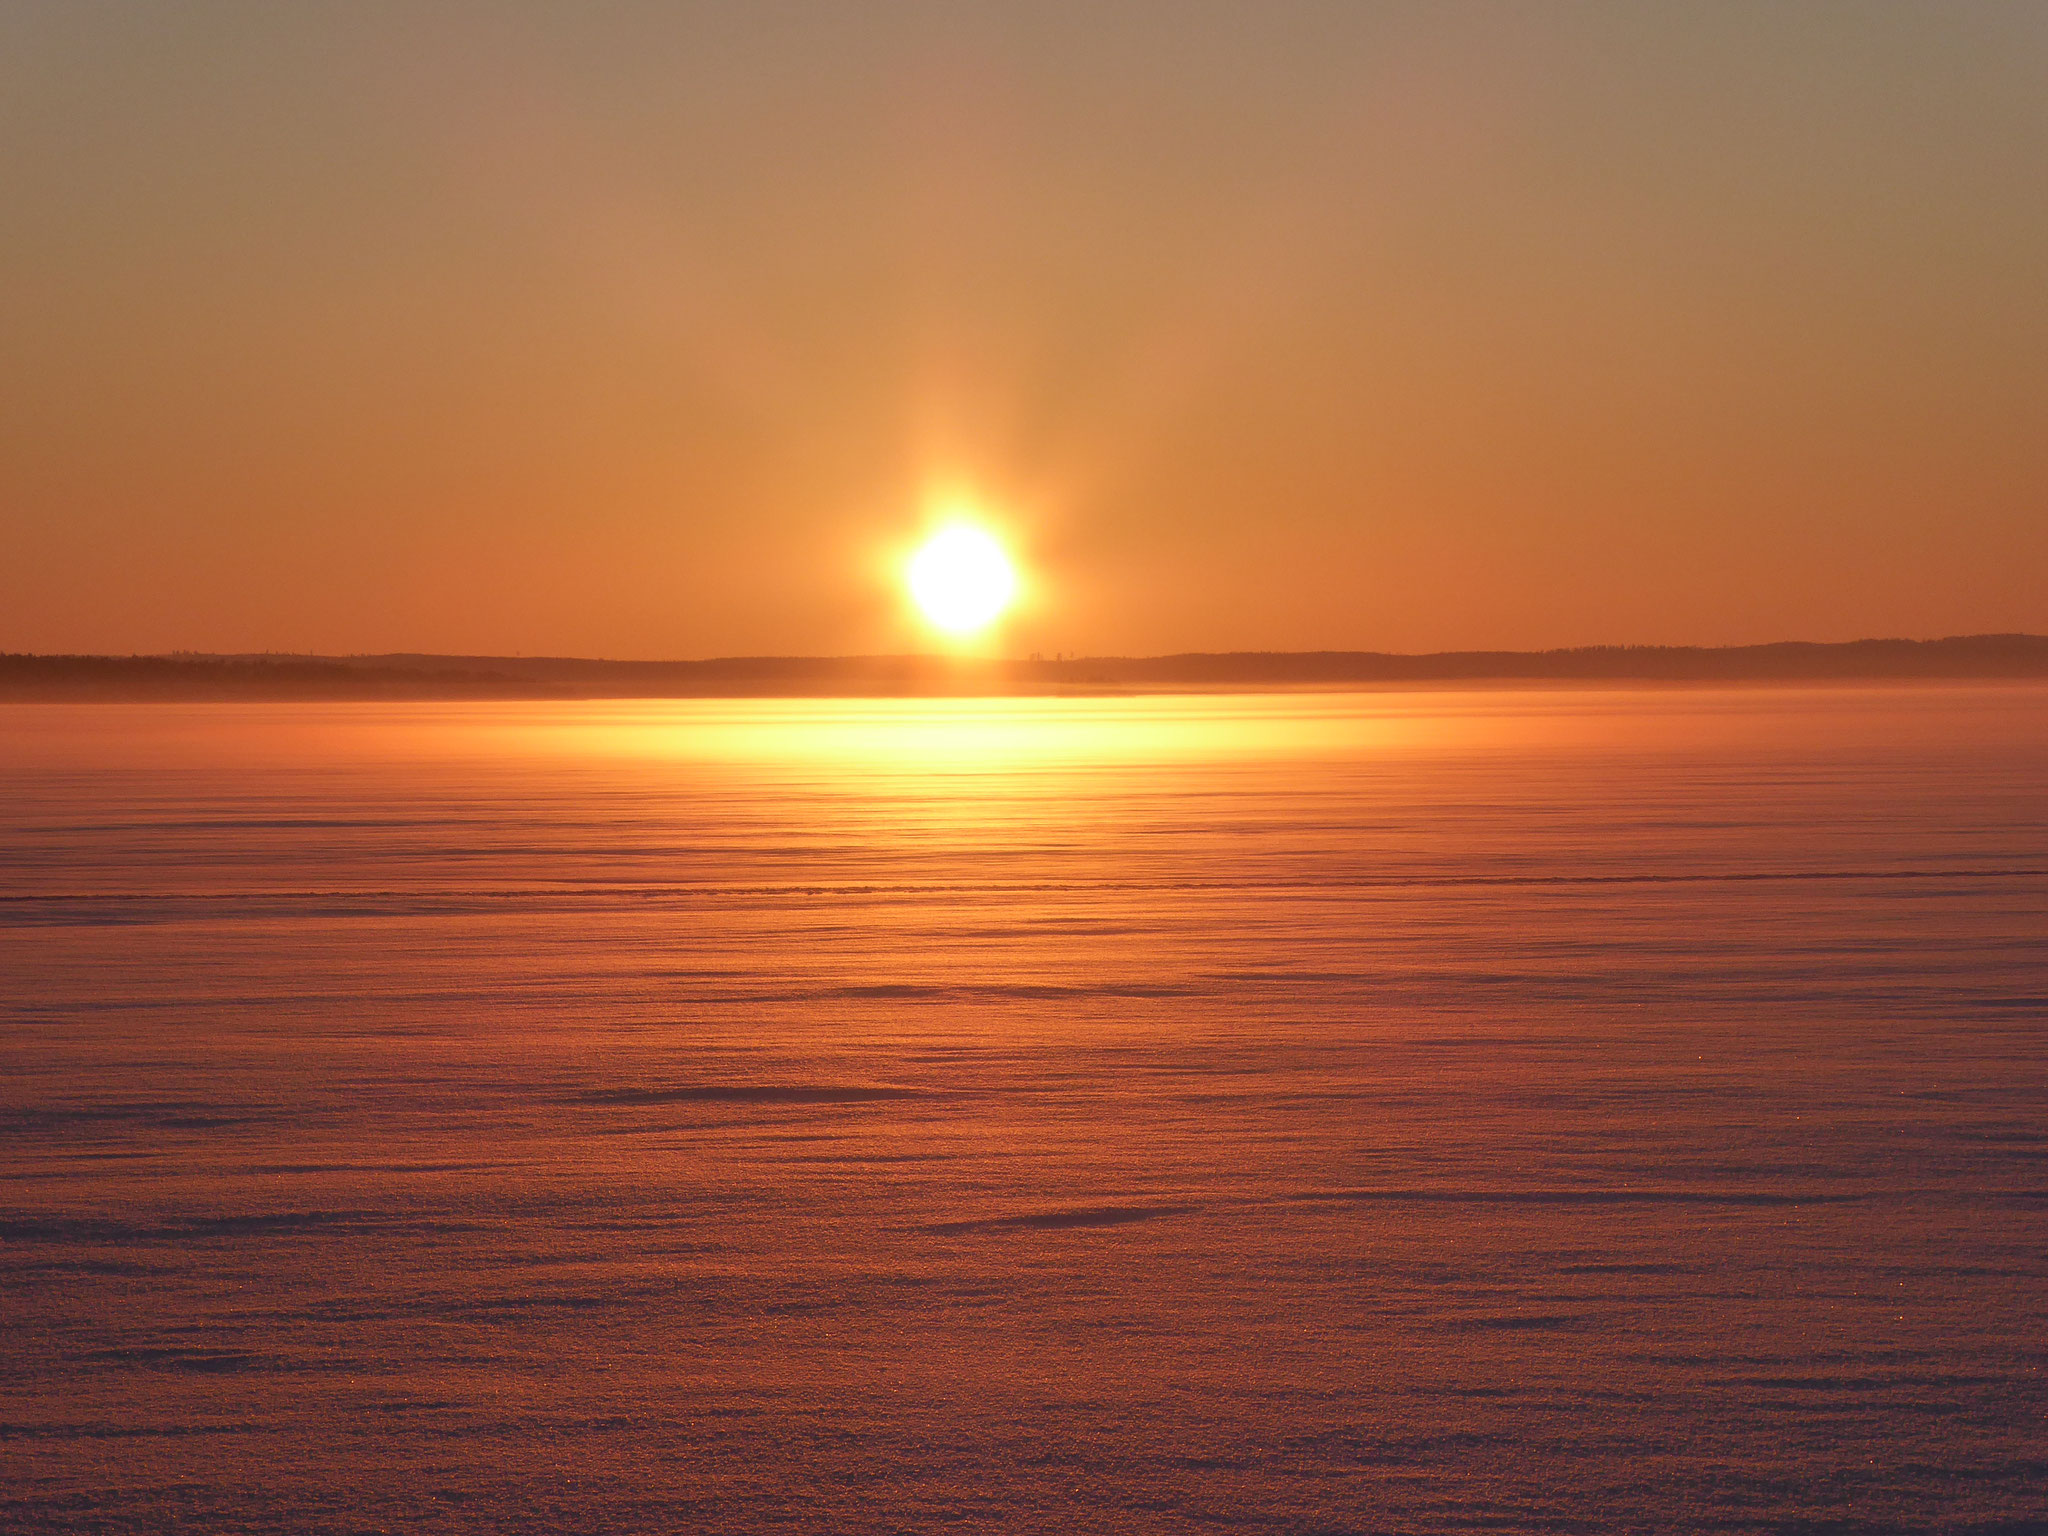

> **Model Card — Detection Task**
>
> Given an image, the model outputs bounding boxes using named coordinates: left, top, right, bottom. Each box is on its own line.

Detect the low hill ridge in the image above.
left=4, top=634, right=2046, bottom=700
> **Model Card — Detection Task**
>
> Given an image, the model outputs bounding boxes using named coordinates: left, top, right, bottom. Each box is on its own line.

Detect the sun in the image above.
left=906, top=524, right=1018, bottom=635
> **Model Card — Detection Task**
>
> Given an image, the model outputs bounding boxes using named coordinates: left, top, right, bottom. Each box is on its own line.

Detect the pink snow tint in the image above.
left=3, top=688, right=2045, bottom=1532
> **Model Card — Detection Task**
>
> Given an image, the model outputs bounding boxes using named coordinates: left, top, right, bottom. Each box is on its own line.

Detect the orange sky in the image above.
left=4, top=2, right=2045, bottom=658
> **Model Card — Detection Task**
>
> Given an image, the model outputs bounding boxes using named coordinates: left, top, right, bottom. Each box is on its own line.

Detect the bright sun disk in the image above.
left=907, top=525, right=1017, bottom=635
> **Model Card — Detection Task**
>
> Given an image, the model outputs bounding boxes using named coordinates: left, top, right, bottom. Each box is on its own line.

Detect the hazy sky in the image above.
left=5, top=1, right=2045, bottom=657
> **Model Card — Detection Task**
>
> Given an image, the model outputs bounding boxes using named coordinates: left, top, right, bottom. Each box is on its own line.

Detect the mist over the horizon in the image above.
left=5, top=1, right=2046, bottom=658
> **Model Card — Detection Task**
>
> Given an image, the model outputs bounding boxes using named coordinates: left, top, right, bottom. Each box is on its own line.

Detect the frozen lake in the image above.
left=3, top=688, right=2045, bottom=1533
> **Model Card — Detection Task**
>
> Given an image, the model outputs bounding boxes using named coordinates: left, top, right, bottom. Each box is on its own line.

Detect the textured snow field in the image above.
left=3, top=689, right=2045, bottom=1534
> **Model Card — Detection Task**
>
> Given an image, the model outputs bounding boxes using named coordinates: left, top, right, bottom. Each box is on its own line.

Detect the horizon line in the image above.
left=6, top=634, right=2048, bottom=703
left=36, top=630, right=2048, bottom=668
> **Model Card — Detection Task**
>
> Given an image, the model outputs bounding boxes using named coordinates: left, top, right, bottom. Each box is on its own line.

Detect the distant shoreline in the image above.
left=4, top=635, right=2046, bottom=702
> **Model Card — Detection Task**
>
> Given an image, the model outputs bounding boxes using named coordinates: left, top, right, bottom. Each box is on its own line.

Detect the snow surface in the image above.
left=3, top=688, right=2045, bottom=1533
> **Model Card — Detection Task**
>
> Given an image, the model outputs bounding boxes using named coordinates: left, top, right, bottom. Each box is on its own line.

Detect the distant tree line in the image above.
left=0, top=653, right=559, bottom=700
left=3, top=634, right=2044, bottom=701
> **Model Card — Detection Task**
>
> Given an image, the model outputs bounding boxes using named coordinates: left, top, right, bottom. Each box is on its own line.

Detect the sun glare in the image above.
left=906, top=525, right=1017, bottom=635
